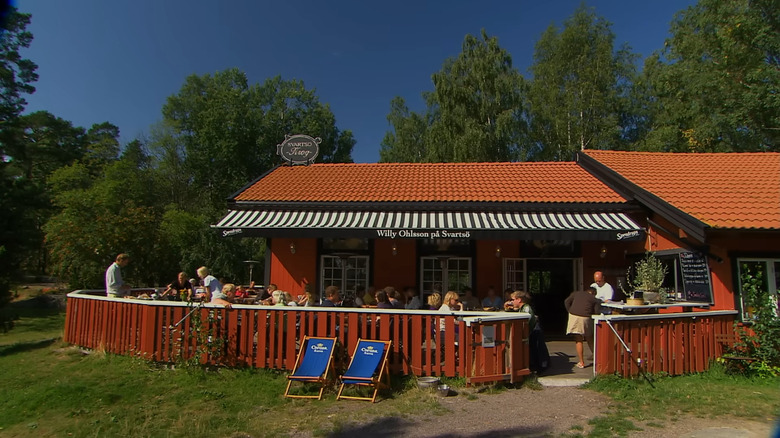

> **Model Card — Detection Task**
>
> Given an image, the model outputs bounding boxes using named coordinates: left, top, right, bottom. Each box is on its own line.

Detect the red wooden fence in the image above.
left=65, top=291, right=531, bottom=385
left=593, top=311, right=739, bottom=377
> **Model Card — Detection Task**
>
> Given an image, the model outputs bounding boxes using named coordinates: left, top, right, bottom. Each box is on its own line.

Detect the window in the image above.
left=320, top=255, right=370, bottom=304
left=503, top=258, right=526, bottom=291
left=737, top=258, right=780, bottom=320
left=420, top=256, right=471, bottom=295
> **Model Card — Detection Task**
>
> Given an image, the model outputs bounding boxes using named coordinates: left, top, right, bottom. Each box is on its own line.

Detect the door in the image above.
left=526, top=259, right=575, bottom=336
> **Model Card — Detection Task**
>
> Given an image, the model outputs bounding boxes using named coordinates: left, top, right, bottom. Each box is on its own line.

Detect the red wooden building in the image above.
left=215, top=150, right=780, bottom=330
left=64, top=150, right=779, bottom=380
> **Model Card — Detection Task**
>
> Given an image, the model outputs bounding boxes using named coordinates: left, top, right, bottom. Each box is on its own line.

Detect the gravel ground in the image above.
left=325, top=386, right=773, bottom=438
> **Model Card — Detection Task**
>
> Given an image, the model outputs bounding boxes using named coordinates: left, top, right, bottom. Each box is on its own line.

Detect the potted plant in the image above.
left=623, top=252, right=668, bottom=304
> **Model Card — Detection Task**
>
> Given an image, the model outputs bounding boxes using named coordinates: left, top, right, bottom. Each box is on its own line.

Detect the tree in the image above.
left=160, top=68, right=355, bottom=212
left=527, top=4, right=639, bottom=161
left=640, top=0, right=779, bottom=152
left=379, top=97, right=428, bottom=162
left=0, top=8, right=37, bottom=127
left=151, top=69, right=352, bottom=281
left=45, top=141, right=165, bottom=289
left=381, top=30, right=528, bottom=163
left=0, top=8, right=38, bottom=303
left=2, top=112, right=87, bottom=273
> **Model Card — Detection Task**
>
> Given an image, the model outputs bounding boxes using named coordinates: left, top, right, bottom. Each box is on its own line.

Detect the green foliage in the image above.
left=625, top=252, right=668, bottom=293
left=640, top=0, right=780, bottom=152
left=44, top=140, right=166, bottom=289
left=0, top=7, right=37, bottom=124
left=381, top=30, right=528, bottom=163
left=527, top=4, right=639, bottom=161
left=0, top=8, right=39, bottom=305
left=727, top=263, right=780, bottom=376
left=160, top=68, right=354, bottom=211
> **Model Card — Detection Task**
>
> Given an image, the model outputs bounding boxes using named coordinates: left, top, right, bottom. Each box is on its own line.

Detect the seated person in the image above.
left=211, top=283, right=236, bottom=309
left=161, top=271, right=193, bottom=301
left=283, top=291, right=298, bottom=306
left=427, top=292, right=442, bottom=310
left=375, top=290, right=394, bottom=309
left=272, top=290, right=289, bottom=306
left=362, top=286, right=377, bottom=306
left=321, top=285, right=341, bottom=307
left=404, top=286, right=422, bottom=309
left=234, top=285, right=249, bottom=299
left=481, top=287, right=503, bottom=309
left=461, top=287, right=479, bottom=310
left=385, top=286, right=403, bottom=309
left=297, top=286, right=319, bottom=307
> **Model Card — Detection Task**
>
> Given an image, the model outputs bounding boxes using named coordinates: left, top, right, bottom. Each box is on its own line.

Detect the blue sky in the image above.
left=18, top=0, right=694, bottom=163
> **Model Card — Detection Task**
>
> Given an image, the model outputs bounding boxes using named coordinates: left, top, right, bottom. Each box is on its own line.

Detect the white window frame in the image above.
left=420, top=256, right=472, bottom=295
left=736, top=257, right=780, bottom=320
left=320, top=255, right=370, bottom=303
left=503, top=258, right=526, bottom=292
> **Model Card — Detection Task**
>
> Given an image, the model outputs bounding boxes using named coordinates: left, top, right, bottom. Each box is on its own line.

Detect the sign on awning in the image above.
left=214, top=209, right=644, bottom=241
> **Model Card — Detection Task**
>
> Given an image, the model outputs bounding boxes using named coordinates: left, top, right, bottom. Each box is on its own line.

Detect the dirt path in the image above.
left=326, top=386, right=772, bottom=438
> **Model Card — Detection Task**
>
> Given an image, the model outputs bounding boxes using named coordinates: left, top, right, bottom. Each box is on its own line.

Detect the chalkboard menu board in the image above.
left=678, top=251, right=713, bottom=302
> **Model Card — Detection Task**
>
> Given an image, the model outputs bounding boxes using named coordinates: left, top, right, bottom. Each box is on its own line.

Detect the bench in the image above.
left=715, top=333, right=758, bottom=364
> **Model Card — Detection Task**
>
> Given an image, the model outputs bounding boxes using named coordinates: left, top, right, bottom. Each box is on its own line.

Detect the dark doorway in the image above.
left=526, top=259, right=574, bottom=336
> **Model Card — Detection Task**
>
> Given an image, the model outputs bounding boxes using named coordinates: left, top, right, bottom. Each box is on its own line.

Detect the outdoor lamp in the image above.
left=600, top=245, right=607, bottom=259
left=290, top=242, right=296, bottom=254
left=392, top=242, right=397, bottom=256
left=495, top=245, right=502, bottom=258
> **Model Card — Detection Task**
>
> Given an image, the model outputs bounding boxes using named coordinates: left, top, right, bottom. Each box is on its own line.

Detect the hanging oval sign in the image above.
left=277, top=134, right=321, bottom=165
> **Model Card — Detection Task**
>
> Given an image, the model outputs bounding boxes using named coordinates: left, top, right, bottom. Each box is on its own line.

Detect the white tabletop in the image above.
left=600, top=301, right=711, bottom=310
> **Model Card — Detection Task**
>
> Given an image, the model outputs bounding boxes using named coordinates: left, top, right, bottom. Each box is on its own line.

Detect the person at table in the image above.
left=359, top=286, right=377, bottom=306
left=481, top=287, right=503, bottom=310
left=384, top=286, right=403, bottom=309
left=404, top=286, right=422, bottom=310
left=161, top=271, right=192, bottom=301
left=461, top=287, right=479, bottom=310
left=321, top=285, right=341, bottom=307
left=297, top=285, right=319, bottom=307
left=211, top=283, right=235, bottom=309
left=438, top=291, right=463, bottom=344
left=591, top=271, right=614, bottom=302
left=105, top=253, right=131, bottom=298
left=197, top=266, right=222, bottom=302
left=504, top=291, right=537, bottom=331
left=375, top=289, right=394, bottom=309
left=564, top=286, right=601, bottom=369
left=427, top=292, right=442, bottom=310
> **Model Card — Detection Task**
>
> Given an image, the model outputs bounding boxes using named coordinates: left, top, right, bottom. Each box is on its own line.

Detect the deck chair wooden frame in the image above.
left=336, top=339, right=392, bottom=403
left=284, top=336, right=337, bottom=400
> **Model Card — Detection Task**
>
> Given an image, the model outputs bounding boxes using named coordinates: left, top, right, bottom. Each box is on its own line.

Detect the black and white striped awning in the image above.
left=214, top=209, right=644, bottom=241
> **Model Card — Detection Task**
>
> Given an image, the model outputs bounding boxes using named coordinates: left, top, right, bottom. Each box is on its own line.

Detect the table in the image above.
left=601, top=301, right=711, bottom=314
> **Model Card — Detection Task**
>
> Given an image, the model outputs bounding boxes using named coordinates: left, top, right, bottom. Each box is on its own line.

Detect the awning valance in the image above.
left=214, top=209, right=644, bottom=241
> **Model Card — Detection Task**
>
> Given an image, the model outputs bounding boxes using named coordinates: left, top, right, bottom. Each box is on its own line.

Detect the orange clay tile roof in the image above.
left=584, top=150, right=780, bottom=230
left=234, top=162, right=628, bottom=204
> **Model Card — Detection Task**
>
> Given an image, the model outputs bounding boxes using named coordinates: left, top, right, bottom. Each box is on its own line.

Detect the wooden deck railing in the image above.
left=65, top=290, right=531, bottom=385
left=593, top=311, right=739, bottom=377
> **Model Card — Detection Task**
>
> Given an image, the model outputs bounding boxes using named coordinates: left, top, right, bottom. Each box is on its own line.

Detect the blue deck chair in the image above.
left=284, top=336, right=337, bottom=400
left=336, top=339, right=392, bottom=403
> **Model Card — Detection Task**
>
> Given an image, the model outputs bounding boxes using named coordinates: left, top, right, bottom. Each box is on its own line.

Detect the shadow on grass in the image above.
left=0, top=337, right=59, bottom=356
left=326, top=415, right=550, bottom=437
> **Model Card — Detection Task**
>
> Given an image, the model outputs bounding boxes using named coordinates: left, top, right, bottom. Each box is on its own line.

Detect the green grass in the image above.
left=1, top=297, right=65, bottom=349
left=4, top=296, right=780, bottom=437
left=0, top=299, right=449, bottom=437
left=584, top=368, right=780, bottom=423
